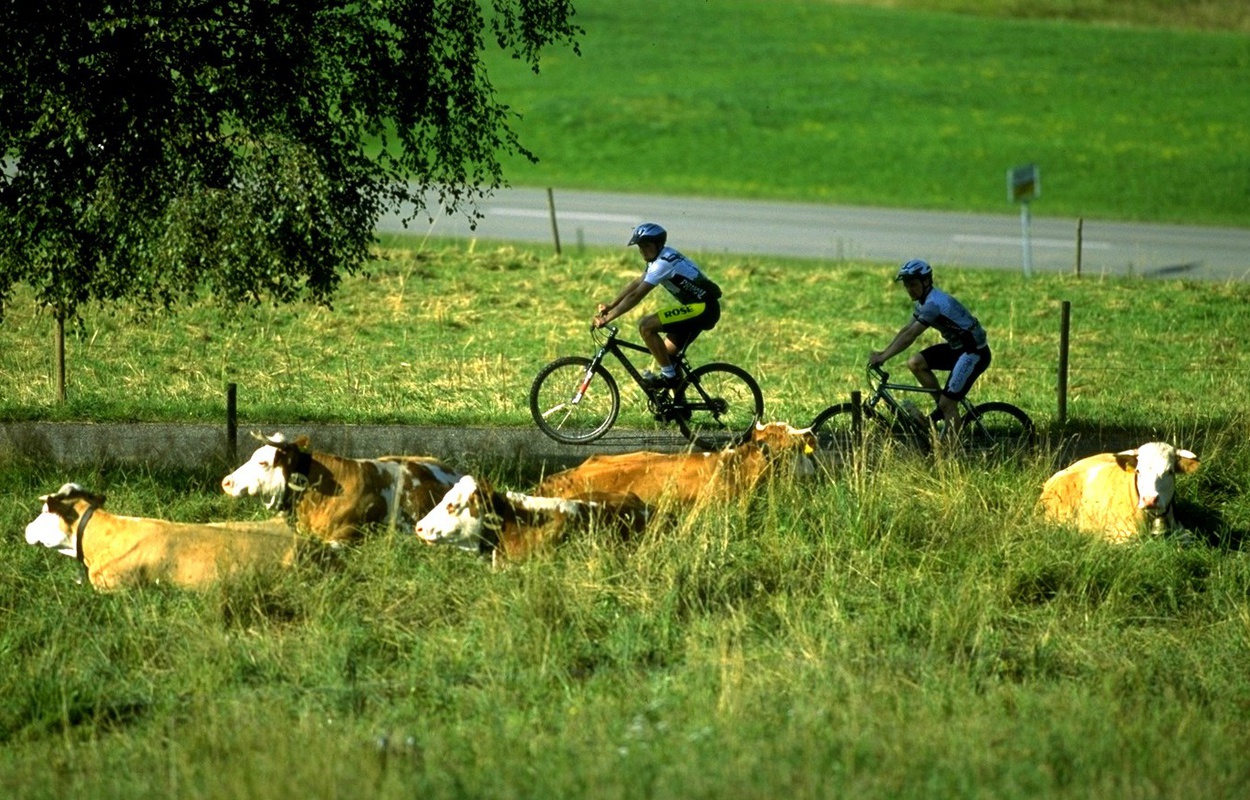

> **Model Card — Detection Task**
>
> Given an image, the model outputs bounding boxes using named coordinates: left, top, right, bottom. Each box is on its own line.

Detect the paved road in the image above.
left=378, top=187, right=1250, bottom=281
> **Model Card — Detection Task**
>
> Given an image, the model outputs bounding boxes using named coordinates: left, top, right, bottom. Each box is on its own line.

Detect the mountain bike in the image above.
left=530, top=324, right=764, bottom=450
left=809, top=363, right=1034, bottom=457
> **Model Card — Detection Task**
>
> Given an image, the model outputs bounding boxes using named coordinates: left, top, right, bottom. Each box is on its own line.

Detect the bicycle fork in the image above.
left=563, top=348, right=609, bottom=408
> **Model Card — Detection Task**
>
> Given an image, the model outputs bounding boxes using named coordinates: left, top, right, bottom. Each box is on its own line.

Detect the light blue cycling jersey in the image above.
left=913, top=286, right=988, bottom=351
left=642, top=247, right=721, bottom=305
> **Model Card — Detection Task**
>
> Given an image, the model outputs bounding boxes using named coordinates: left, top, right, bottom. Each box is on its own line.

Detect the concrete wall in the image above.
left=0, top=421, right=692, bottom=474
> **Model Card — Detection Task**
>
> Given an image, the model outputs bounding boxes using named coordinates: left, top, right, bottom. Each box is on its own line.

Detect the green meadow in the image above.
left=485, top=0, right=1250, bottom=226
left=5, top=2, right=1250, bottom=797
left=2, top=238, right=1249, bottom=434
left=5, top=239, right=1250, bottom=797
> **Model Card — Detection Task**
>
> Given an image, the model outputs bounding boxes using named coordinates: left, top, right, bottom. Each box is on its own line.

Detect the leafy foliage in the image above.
left=0, top=0, right=581, bottom=320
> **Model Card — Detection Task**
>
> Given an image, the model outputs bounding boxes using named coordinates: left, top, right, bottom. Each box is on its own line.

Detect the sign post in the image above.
left=1007, top=164, right=1040, bottom=277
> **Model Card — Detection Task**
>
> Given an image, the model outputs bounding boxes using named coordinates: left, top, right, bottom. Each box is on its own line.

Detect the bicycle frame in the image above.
left=862, top=364, right=975, bottom=435
left=584, top=325, right=693, bottom=402
left=532, top=323, right=765, bottom=448
left=809, top=363, right=1033, bottom=456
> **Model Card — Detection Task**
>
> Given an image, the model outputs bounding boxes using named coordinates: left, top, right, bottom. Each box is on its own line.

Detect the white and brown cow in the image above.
left=221, top=433, right=463, bottom=543
left=534, top=420, right=818, bottom=506
left=25, top=483, right=326, bottom=591
left=415, top=475, right=654, bottom=563
left=1038, top=441, right=1200, bottom=543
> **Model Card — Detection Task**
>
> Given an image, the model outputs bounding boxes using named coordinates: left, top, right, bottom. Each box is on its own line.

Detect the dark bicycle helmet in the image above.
left=895, top=258, right=933, bottom=281
left=628, top=222, right=667, bottom=248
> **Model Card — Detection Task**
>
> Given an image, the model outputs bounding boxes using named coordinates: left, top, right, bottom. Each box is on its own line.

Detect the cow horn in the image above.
left=252, top=431, right=288, bottom=445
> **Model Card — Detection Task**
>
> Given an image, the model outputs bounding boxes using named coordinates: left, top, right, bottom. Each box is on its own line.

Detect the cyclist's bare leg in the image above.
left=937, top=394, right=962, bottom=435
left=906, top=352, right=942, bottom=410
left=639, top=314, right=673, bottom=370
left=907, top=351, right=963, bottom=435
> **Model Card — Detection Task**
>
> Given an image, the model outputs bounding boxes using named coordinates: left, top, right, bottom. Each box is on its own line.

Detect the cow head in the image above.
left=414, top=475, right=493, bottom=552
left=1114, top=442, right=1200, bottom=528
left=221, top=432, right=312, bottom=510
left=25, top=483, right=106, bottom=556
left=749, top=421, right=818, bottom=475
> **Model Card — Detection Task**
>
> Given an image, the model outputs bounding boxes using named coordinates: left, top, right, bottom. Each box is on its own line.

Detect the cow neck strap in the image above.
left=74, top=503, right=98, bottom=585
left=74, top=504, right=97, bottom=562
left=476, top=492, right=506, bottom=557
left=281, top=450, right=315, bottom=513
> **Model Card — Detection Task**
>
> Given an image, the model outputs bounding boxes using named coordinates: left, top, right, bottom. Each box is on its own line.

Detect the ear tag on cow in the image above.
left=288, top=473, right=310, bottom=493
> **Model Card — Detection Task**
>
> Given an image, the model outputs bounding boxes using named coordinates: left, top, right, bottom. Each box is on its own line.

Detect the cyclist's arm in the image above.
left=869, top=320, right=928, bottom=365
left=596, top=279, right=655, bottom=325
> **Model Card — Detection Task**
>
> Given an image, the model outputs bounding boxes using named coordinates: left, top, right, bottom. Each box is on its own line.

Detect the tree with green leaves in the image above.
left=0, top=0, right=581, bottom=323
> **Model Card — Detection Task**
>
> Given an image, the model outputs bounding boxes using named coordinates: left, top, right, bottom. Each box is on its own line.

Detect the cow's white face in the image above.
left=1116, top=442, right=1200, bottom=517
left=415, top=476, right=485, bottom=551
left=25, top=504, right=75, bottom=555
left=221, top=445, right=288, bottom=509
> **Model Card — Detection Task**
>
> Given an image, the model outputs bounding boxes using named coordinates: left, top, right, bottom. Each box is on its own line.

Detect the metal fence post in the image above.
left=1058, top=302, right=1070, bottom=426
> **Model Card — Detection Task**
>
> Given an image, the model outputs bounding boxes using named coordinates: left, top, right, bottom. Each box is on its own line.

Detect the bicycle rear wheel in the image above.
left=960, top=401, right=1035, bottom=456
left=529, top=356, right=620, bottom=444
left=675, top=363, right=764, bottom=450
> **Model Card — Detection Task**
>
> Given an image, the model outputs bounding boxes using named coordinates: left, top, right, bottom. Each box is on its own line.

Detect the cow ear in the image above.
left=1114, top=450, right=1139, bottom=472
left=1177, top=452, right=1200, bottom=474
left=292, top=436, right=311, bottom=451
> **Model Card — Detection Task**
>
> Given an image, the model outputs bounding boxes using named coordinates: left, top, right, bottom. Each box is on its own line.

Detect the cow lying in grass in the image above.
left=415, top=475, right=654, bottom=564
left=1038, top=441, right=1200, bottom=543
left=25, top=483, right=329, bottom=591
left=221, top=432, right=463, bottom=543
left=534, top=420, right=818, bottom=505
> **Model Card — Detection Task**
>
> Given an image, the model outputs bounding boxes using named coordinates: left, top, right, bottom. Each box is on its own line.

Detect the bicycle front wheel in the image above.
left=809, top=402, right=885, bottom=456
left=675, top=363, right=764, bottom=450
left=529, top=356, right=620, bottom=444
left=960, top=401, right=1035, bottom=456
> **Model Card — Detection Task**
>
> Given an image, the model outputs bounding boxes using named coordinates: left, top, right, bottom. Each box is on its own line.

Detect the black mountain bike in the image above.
left=809, top=364, right=1035, bottom=456
left=529, top=325, right=764, bottom=450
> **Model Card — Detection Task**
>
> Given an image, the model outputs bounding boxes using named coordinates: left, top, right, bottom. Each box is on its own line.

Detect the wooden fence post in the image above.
left=1075, top=218, right=1084, bottom=277
left=226, top=382, right=238, bottom=465
left=546, top=187, right=562, bottom=256
left=850, top=390, right=862, bottom=438
left=1058, top=301, right=1070, bottom=426
left=54, top=314, right=66, bottom=403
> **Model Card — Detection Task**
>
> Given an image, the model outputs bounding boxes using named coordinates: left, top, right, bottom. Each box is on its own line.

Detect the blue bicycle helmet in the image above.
left=628, top=222, right=667, bottom=248
left=895, top=258, right=933, bottom=282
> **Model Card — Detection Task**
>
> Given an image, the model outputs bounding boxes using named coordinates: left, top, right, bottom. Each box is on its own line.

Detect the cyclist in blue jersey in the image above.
left=593, top=222, right=722, bottom=390
left=868, top=259, right=992, bottom=434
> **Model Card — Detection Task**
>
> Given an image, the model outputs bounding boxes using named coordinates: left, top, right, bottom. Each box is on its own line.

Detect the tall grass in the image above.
left=4, top=441, right=1250, bottom=797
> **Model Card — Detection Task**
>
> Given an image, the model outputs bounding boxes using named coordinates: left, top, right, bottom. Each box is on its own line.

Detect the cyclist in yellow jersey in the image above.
left=593, top=222, right=722, bottom=389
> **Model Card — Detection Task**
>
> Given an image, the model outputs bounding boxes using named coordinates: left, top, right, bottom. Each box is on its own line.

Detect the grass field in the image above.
left=2, top=237, right=1249, bottom=435
left=4, top=435, right=1250, bottom=798
left=5, top=238, right=1250, bottom=795
left=480, top=0, right=1250, bottom=226
left=5, top=3, right=1250, bottom=797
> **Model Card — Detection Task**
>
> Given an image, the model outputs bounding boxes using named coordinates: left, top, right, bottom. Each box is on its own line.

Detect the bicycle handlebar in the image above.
left=590, top=322, right=620, bottom=338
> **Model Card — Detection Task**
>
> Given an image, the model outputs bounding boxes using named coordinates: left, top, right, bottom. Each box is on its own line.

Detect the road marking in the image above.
left=952, top=234, right=1111, bottom=250
left=491, top=208, right=639, bottom=224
